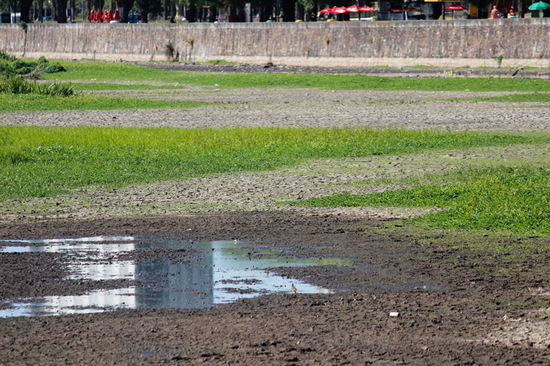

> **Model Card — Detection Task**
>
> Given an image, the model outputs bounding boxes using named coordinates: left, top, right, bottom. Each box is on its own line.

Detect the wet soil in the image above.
left=1, top=64, right=550, bottom=365
left=2, top=213, right=550, bottom=365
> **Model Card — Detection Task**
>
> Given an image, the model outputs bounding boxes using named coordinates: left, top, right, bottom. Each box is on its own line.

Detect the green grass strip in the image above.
left=42, top=61, right=550, bottom=92
left=462, top=93, right=550, bottom=103
left=0, top=126, right=546, bottom=201
left=291, top=165, right=550, bottom=236
left=0, top=93, right=209, bottom=112
left=71, top=83, right=189, bottom=91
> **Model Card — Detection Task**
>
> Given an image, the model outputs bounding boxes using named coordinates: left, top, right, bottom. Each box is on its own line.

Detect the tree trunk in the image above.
left=117, top=0, right=134, bottom=22
left=20, top=0, right=33, bottom=23
left=51, top=0, right=58, bottom=20
left=281, top=0, right=294, bottom=21
left=259, top=0, right=273, bottom=21
left=294, top=1, right=303, bottom=21
left=57, top=0, right=67, bottom=22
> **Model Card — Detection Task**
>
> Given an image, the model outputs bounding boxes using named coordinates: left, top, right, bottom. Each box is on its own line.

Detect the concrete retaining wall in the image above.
left=1, top=19, right=549, bottom=67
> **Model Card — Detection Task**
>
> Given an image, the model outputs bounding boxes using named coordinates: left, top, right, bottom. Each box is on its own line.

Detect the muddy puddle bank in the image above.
left=2, top=213, right=550, bottom=364
left=0, top=235, right=349, bottom=317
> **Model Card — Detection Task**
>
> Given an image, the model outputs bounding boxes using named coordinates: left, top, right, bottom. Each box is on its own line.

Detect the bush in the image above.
left=44, top=62, right=66, bottom=73
left=0, top=75, right=75, bottom=96
left=0, top=60, right=15, bottom=75
left=0, top=50, right=16, bottom=62
left=0, top=75, right=35, bottom=93
left=12, top=59, right=38, bottom=75
left=0, top=54, right=65, bottom=77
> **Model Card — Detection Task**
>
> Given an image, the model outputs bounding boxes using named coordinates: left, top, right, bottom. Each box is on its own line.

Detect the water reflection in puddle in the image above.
left=0, top=237, right=345, bottom=318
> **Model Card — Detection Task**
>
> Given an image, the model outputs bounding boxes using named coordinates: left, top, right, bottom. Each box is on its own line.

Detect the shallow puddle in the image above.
left=0, top=236, right=346, bottom=318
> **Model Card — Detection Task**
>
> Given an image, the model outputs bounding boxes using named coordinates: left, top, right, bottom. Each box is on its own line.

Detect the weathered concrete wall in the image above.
left=1, top=19, right=549, bottom=67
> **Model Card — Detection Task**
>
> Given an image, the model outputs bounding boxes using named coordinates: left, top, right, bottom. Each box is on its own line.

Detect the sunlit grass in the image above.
left=42, top=60, right=550, bottom=92
left=462, top=93, right=550, bottom=103
left=71, top=83, right=189, bottom=91
left=1, top=126, right=543, bottom=201
left=291, top=165, right=550, bottom=236
left=0, top=93, right=209, bottom=112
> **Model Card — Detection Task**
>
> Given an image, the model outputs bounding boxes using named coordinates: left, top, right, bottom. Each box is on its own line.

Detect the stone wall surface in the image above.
left=0, top=19, right=549, bottom=67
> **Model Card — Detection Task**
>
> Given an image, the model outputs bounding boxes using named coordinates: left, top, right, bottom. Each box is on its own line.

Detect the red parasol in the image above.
left=89, top=10, right=95, bottom=21
left=107, top=9, right=112, bottom=21
left=320, top=7, right=333, bottom=13
left=345, top=5, right=359, bottom=12
left=445, top=3, right=466, bottom=10
left=95, top=9, right=101, bottom=21
left=332, top=6, right=347, bottom=14
left=387, top=7, right=404, bottom=12
left=113, top=9, right=120, bottom=21
left=358, top=5, right=376, bottom=11
left=102, top=10, right=108, bottom=21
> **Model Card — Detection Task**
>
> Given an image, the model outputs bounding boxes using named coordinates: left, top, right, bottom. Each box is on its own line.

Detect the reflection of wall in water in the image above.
left=135, top=246, right=213, bottom=309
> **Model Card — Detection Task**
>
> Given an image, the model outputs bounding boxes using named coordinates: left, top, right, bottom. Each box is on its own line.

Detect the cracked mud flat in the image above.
left=1, top=66, right=550, bottom=365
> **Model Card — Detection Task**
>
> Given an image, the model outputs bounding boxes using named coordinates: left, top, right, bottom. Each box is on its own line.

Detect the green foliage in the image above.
left=0, top=54, right=66, bottom=77
left=12, top=59, right=37, bottom=75
left=0, top=126, right=544, bottom=201
left=18, top=21, right=28, bottom=32
left=0, top=60, right=15, bottom=75
left=292, top=165, right=550, bottom=236
left=0, top=50, right=16, bottom=62
left=0, top=75, right=75, bottom=96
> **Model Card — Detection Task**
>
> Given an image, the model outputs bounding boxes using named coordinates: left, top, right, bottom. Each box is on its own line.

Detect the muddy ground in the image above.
left=1, top=64, right=550, bottom=365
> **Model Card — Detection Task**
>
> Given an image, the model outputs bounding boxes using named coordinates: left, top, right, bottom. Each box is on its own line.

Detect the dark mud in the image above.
left=1, top=213, right=550, bottom=364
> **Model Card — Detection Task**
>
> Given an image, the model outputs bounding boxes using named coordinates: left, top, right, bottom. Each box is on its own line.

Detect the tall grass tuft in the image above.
left=0, top=75, right=75, bottom=96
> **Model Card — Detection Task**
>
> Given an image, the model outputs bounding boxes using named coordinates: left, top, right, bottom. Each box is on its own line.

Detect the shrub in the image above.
left=43, top=62, right=66, bottom=73
left=0, top=75, right=75, bottom=96
left=0, top=50, right=16, bottom=62
left=12, top=59, right=38, bottom=75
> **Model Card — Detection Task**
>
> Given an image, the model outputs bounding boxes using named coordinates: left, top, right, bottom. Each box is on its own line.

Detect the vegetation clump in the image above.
left=0, top=52, right=66, bottom=77
left=0, top=75, right=75, bottom=96
left=0, top=52, right=73, bottom=96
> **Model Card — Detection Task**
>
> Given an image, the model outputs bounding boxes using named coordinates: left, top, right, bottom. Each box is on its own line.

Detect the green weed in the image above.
left=42, top=60, right=550, bottom=92
left=292, top=165, right=550, bottom=236
left=0, top=93, right=208, bottom=112
left=0, top=127, right=542, bottom=201
left=462, top=93, right=550, bottom=103
left=0, top=75, right=75, bottom=96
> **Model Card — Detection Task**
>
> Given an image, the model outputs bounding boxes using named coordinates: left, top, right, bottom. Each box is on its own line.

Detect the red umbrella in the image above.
left=358, top=5, right=375, bottom=11
left=89, top=10, right=95, bottom=22
left=387, top=7, right=404, bottom=12
left=332, top=6, right=347, bottom=14
left=320, top=7, right=333, bottom=13
left=445, top=3, right=466, bottom=10
left=113, top=9, right=121, bottom=20
left=102, top=10, right=109, bottom=21
left=107, top=9, right=112, bottom=21
left=345, top=5, right=359, bottom=12
left=95, top=9, right=101, bottom=21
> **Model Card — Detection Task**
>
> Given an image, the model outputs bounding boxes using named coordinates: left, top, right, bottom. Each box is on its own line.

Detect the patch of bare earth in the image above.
left=1, top=70, right=550, bottom=365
